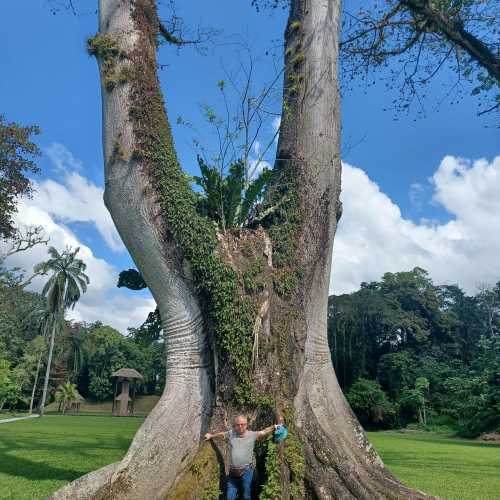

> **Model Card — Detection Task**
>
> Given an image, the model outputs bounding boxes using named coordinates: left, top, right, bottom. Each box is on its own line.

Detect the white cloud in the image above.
left=31, top=144, right=123, bottom=252
left=2, top=201, right=155, bottom=333
left=272, top=116, right=281, bottom=134
left=330, top=155, right=500, bottom=295
left=45, top=142, right=82, bottom=172
left=69, top=293, right=156, bottom=334
left=0, top=143, right=152, bottom=333
left=248, top=141, right=272, bottom=180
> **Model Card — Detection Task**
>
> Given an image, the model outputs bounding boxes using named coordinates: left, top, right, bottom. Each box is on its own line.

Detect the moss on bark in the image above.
left=168, top=443, right=221, bottom=500
left=127, top=0, right=261, bottom=405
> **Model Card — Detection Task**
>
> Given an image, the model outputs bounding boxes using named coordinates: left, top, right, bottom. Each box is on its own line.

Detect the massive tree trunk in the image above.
left=53, top=0, right=433, bottom=498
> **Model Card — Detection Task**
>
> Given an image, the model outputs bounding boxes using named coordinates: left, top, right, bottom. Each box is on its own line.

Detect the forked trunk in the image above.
left=52, top=1, right=433, bottom=499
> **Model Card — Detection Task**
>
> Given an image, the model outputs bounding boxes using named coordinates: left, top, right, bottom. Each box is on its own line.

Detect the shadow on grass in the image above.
left=0, top=423, right=132, bottom=483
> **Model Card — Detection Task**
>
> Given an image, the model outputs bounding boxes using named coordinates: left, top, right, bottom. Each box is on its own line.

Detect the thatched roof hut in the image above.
left=111, top=368, right=143, bottom=379
left=111, top=367, right=143, bottom=416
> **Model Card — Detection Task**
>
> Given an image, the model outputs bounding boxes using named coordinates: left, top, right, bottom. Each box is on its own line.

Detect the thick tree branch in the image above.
left=402, top=0, right=500, bottom=82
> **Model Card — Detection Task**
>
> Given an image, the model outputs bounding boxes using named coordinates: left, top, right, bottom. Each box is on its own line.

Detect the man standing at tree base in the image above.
left=204, top=415, right=277, bottom=500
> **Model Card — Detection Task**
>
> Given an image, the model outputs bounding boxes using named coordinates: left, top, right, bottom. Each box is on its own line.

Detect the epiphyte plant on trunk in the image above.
left=193, top=156, right=273, bottom=231
left=52, top=0, right=434, bottom=498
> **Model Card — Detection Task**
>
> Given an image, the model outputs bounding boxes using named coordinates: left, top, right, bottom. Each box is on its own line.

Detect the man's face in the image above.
left=233, top=417, right=248, bottom=436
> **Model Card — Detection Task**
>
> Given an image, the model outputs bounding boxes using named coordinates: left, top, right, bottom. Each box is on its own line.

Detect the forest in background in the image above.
left=0, top=259, right=165, bottom=410
left=328, top=267, right=500, bottom=438
left=2, top=259, right=499, bottom=440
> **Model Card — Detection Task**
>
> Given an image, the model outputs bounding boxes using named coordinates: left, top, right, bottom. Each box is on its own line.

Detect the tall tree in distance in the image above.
left=36, top=247, right=89, bottom=416
left=52, top=0, right=431, bottom=498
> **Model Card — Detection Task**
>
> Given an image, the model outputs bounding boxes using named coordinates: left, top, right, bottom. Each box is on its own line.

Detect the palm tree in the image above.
left=27, top=306, right=52, bottom=414
left=28, top=331, right=48, bottom=414
left=35, top=247, right=89, bottom=416
left=54, top=382, right=80, bottom=414
left=67, top=324, right=89, bottom=381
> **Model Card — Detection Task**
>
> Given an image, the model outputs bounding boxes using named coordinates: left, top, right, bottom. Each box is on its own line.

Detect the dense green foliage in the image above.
left=328, top=268, right=500, bottom=437
left=117, top=269, right=147, bottom=291
left=0, top=263, right=46, bottom=411
left=193, top=156, right=272, bottom=230
left=0, top=115, right=41, bottom=239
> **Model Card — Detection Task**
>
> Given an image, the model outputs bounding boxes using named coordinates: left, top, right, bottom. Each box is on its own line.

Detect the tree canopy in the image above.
left=328, top=267, right=500, bottom=436
left=0, top=115, right=40, bottom=239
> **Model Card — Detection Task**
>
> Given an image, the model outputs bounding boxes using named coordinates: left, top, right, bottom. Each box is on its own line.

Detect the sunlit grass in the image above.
left=0, top=415, right=142, bottom=500
left=368, top=431, right=500, bottom=500
left=1, top=417, right=499, bottom=500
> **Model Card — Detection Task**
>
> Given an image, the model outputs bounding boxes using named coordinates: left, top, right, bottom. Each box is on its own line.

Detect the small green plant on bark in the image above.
left=87, top=33, right=127, bottom=90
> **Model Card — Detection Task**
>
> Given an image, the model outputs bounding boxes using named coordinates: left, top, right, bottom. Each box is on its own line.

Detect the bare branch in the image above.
left=3, top=225, right=49, bottom=258
left=340, top=0, right=499, bottom=116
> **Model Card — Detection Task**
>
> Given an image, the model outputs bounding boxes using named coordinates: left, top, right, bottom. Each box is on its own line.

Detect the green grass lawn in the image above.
left=0, top=417, right=499, bottom=500
left=0, top=414, right=27, bottom=420
left=367, top=431, right=500, bottom=500
left=0, top=415, right=143, bottom=500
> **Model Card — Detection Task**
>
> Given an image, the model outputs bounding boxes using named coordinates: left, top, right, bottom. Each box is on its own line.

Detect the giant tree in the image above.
left=53, top=1, right=431, bottom=498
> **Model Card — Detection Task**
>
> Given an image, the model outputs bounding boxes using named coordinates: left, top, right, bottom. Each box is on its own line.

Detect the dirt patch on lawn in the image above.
left=477, top=432, right=500, bottom=442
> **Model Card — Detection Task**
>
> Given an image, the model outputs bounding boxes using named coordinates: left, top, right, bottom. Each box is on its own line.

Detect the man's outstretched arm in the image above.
left=204, top=431, right=226, bottom=441
left=256, top=424, right=277, bottom=441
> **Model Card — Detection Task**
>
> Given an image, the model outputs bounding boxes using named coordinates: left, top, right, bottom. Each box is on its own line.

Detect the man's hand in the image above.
left=204, top=433, right=212, bottom=441
left=257, top=424, right=280, bottom=441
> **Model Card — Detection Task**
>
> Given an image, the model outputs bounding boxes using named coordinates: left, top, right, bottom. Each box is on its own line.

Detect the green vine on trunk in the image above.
left=91, top=5, right=307, bottom=495
left=283, top=407, right=305, bottom=498
left=87, top=33, right=128, bottom=90
left=128, top=0, right=257, bottom=404
left=265, top=162, right=303, bottom=300
left=259, top=439, right=281, bottom=499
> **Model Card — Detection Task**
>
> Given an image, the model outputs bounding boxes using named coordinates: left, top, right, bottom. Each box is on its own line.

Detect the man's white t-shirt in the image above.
left=224, top=429, right=257, bottom=468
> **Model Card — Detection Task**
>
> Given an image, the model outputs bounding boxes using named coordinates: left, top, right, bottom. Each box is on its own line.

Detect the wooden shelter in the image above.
left=111, top=368, right=143, bottom=416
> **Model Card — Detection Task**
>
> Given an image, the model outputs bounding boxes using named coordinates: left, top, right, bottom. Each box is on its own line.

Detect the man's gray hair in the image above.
left=233, top=415, right=247, bottom=423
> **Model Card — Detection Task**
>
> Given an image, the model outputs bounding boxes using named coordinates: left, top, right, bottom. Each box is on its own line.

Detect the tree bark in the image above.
left=52, top=0, right=435, bottom=499
left=52, top=1, right=212, bottom=498
left=29, top=352, right=42, bottom=415
left=265, top=1, right=430, bottom=497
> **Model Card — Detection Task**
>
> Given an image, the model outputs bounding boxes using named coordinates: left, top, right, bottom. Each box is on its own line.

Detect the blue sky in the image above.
left=1, top=1, right=498, bottom=332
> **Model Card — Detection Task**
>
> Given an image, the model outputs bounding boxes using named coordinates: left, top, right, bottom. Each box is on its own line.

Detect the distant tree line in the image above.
left=2, top=262, right=499, bottom=438
left=0, top=260, right=165, bottom=411
left=328, top=267, right=500, bottom=437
